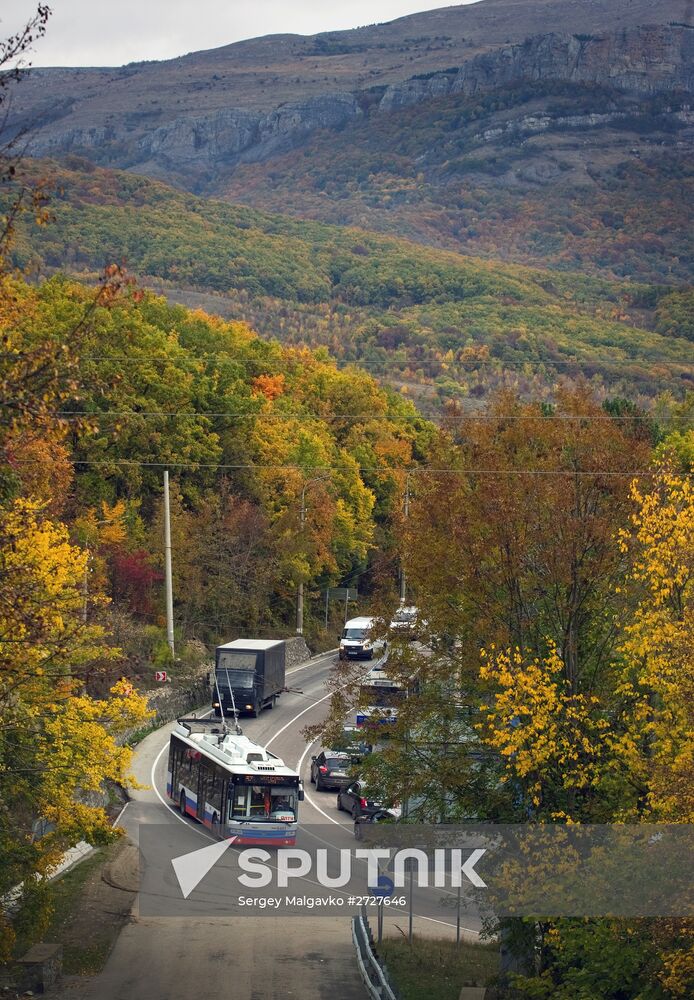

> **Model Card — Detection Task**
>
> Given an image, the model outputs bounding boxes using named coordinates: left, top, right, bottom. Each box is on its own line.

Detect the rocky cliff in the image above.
left=380, top=25, right=694, bottom=110
left=20, top=25, right=692, bottom=189
left=8, top=2, right=693, bottom=191
left=28, top=93, right=362, bottom=185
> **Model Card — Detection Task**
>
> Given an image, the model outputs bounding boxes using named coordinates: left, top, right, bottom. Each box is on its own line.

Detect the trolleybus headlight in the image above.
left=245, top=703, right=253, bottom=710
left=213, top=701, right=219, bottom=708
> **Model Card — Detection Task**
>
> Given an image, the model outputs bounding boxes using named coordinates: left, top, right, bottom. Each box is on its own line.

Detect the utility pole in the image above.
left=297, top=488, right=306, bottom=636
left=82, top=548, right=90, bottom=624
left=400, top=473, right=411, bottom=604
left=297, top=475, right=330, bottom=636
left=163, top=470, right=175, bottom=658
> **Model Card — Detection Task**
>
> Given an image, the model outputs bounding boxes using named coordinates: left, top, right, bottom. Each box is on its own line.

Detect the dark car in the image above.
left=310, top=751, right=353, bottom=791
left=336, top=780, right=385, bottom=819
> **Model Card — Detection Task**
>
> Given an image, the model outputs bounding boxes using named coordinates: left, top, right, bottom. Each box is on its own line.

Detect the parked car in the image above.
left=310, top=751, right=353, bottom=791
left=336, top=780, right=386, bottom=819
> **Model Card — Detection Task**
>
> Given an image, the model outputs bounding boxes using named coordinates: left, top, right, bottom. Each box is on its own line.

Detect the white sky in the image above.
left=6, top=2, right=482, bottom=68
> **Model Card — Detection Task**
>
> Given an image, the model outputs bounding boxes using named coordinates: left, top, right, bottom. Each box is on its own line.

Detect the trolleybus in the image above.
left=356, top=667, right=407, bottom=726
left=167, top=717, right=304, bottom=845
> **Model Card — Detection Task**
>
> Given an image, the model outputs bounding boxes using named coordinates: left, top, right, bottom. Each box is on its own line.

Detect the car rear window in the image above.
left=326, top=756, right=349, bottom=768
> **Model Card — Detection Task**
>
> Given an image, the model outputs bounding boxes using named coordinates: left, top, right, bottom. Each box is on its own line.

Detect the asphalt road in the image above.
left=58, top=651, right=479, bottom=1000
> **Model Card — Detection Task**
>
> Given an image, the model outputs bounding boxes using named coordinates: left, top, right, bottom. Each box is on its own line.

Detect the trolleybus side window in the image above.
left=170, top=739, right=183, bottom=787
left=200, top=763, right=224, bottom=814
left=175, top=745, right=196, bottom=787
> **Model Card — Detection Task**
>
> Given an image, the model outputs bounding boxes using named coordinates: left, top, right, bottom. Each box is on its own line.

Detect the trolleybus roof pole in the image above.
left=223, top=667, right=242, bottom=734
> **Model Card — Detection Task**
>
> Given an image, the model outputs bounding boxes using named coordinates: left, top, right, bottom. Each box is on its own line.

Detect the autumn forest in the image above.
left=1, top=3, right=693, bottom=998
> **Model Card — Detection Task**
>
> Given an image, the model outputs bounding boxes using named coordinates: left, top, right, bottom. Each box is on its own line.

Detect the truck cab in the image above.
left=213, top=638, right=285, bottom=717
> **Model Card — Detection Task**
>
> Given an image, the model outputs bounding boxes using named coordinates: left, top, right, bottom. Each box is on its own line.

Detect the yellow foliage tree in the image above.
left=0, top=499, right=151, bottom=957
left=478, top=643, right=611, bottom=818
left=615, top=468, right=694, bottom=822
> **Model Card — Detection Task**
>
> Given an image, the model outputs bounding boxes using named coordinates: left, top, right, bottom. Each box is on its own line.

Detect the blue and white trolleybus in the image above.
left=167, top=717, right=304, bottom=846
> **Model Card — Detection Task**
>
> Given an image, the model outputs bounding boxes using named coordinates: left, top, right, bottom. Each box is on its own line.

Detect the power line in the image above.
left=47, top=410, right=663, bottom=422
left=3, top=458, right=684, bottom=477
left=3, top=353, right=691, bottom=370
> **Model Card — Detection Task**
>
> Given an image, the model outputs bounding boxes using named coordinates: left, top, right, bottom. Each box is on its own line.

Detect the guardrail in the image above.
left=351, top=907, right=399, bottom=1000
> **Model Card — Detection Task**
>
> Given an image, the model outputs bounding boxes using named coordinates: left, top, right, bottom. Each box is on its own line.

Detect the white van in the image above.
left=339, top=616, right=378, bottom=660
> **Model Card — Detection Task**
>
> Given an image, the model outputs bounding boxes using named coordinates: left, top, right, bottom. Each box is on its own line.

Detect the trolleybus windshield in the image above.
left=229, top=783, right=298, bottom=820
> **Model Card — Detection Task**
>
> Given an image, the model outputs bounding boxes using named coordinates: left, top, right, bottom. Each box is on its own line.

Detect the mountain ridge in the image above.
left=9, top=0, right=691, bottom=192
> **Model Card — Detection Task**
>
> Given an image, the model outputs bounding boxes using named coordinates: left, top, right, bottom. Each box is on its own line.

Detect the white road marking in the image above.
left=112, top=802, right=129, bottom=828
left=296, top=738, right=348, bottom=829
left=265, top=690, right=332, bottom=748
left=286, top=650, right=337, bottom=677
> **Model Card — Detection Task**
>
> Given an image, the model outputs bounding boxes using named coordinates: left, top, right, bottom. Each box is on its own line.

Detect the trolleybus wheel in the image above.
left=179, top=790, right=186, bottom=817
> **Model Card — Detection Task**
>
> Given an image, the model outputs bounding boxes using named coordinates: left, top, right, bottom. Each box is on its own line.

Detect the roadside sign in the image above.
left=154, top=670, right=168, bottom=682
left=325, top=586, right=358, bottom=627
left=329, top=587, right=358, bottom=600
left=369, top=865, right=395, bottom=899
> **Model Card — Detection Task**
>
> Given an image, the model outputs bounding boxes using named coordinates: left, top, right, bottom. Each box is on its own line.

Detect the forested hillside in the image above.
left=0, top=249, right=440, bottom=940
left=2, top=6, right=694, bottom=992
left=9, top=160, right=693, bottom=411
left=222, top=82, right=694, bottom=284
left=2, top=269, right=431, bottom=651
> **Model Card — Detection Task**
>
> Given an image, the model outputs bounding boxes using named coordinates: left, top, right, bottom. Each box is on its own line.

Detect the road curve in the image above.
left=58, top=651, right=478, bottom=1000
left=59, top=653, right=369, bottom=1000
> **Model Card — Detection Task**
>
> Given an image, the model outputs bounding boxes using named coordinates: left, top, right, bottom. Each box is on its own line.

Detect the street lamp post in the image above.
left=297, top=475, right=330, bottom=636
left=400, top=472, right=412, bottom=604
